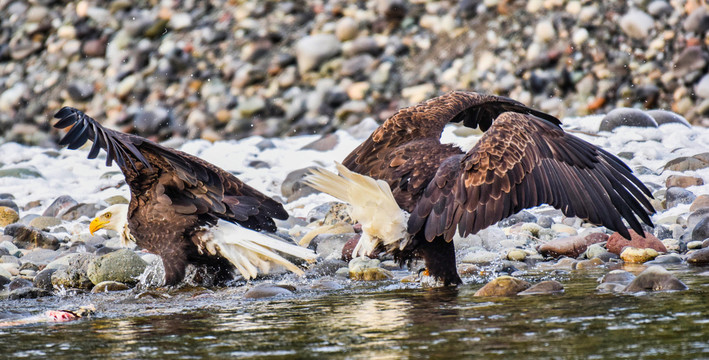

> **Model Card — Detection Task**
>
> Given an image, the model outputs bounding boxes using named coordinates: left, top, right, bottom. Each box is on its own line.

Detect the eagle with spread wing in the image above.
left=53, top=107, right=316, bottom=286
left=306, top=91, right=654, bottom=286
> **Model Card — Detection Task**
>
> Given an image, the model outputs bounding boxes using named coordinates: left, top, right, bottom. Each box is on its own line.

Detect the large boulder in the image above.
left=87, top=249, right=148, bottom=285
left=606, top=230, right=666, bottom=255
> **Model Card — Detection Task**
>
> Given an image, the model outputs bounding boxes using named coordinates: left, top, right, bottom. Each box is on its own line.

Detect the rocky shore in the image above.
left=1, top=106, right=708, bottom=300
left=2, top=0, right=709, bottom=147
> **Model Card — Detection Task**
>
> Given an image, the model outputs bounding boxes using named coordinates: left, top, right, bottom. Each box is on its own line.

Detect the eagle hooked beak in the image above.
left=89, top=216, right=110, bottom=235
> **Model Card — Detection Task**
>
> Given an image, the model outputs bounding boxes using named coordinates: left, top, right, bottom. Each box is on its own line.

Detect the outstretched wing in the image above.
left=343, top=91, right=560, bottom=178
left=53, top=107, right=287, bottom=231
left=408, top=111, right=655, bottom=241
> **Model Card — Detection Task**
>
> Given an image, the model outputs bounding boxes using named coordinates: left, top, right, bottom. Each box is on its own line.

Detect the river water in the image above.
left=2, top=266, right=708, bottom=359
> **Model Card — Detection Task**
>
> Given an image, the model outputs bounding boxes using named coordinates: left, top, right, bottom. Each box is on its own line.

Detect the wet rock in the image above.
left=309, top=233, right=357, bottom=261
left=0, top=275, right=10, bottom=288
left=538, top=233, right=607, bottom=258
left=8, top=287, right=52, bottom=300
left=606, top=230, right=666, bottom=255
left=663, top=153, right=709, bottom=172
left=348, top=257, right=393, bottom=280
left=599, top=108, right=658, bottom=132
left=7, top=224, right=60, bottom=250
left=0, top=207, right=19, bottom=227
left=0, top=83, right=28, bottom=111
left=687, top=208, right=709, bottom=231
left=301, top=133, right=339, bottom=151
left=601, top=270, right=636, bottom=285
left=646, top=110, right=691, bottom=127
left=28, top=216, right=62, bottom=230
left=296, top=34, right=340, bottom=74
left=33, top=268, right=57, bottom=291
left=687, top=240, right=704, bottom=250
left=60, top=203, right=104, bottom=221
left=619, top=9, right=654, bottom=39
left=666, top=187, right=696, bottom=208
left=306, top=259, right=348, bottom=278
left=498, top=211, right=537, bottom=227
left=620, top=247, right=659, bottom=264
left=585, top=243, right=609, bottom=259
left=310, top=279, right=344, bottom=290
left=243, top=283, right=294, bottom=299
left=8, top=277, right=33, bottom=291
left=687, top=248, right=709, bottom=265
left=692, top=217, right=709, bottom=241
left=67, top=82, right=94, bottom=101
left=0, top=241, right=20, bottom=256
left=460, top=249, right=499, bottom=264
left=518, top=280, right=564, bottom=295
left=42, top=195, right=78, bottom=217
left=91, top=281, right=131, bottom=293
left=537, top=216, right=554, bottom=228
left=341, top=233, right=363, bottom=262
left=0, top=199, right=19, bottom=213
left=51, top=254, right=95, bottom=289
left=666, top=175, right=703, bottom=189
left=506, top=249, right=527, bottom=261
left=645, top=253, right=683, bottom=265
left=575, top=258, right=604, bottom=269
left=20, top=248, right=60, bottom=267
left=623, top=266, right=687, bottom=292
left=473, top=276, right=531, bottom=297
left=281, top=167, right=320, bottom=201
left=690, top=195, right=709, bottom=211
left=597, top=283, right=626, bottom=293
left=87, top=249, right=148, bottom=285
left=672, top=46, right=708, bottom=78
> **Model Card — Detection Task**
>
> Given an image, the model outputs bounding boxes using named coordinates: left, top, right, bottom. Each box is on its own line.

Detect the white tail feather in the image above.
left=304, top=162, right=409, bottom=256
left=208, top=221, right=317, bottom=280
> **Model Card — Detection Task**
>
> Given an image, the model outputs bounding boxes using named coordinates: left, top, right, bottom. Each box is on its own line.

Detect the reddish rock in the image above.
left=473, top=276, right=530, bottom=297
left=537, top=233, right=608, bottom=258
left=341, top=233, right=362, bottom=262
left=665, top=174, right=704, bottom=188
left=606, top=229, right=667, bottom=255
left=690, top=194, right=709, bottom=211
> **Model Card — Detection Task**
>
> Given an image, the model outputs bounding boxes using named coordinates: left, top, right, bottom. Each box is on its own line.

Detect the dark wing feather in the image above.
left=408, top=111, right=655, bottom=242
left=53, top=107, right=287, bottom=232
left=343, top=90, right=560, bottom=176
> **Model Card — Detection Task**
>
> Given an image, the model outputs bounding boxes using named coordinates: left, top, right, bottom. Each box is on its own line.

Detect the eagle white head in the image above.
left=90, top=204, right=131, bottom=246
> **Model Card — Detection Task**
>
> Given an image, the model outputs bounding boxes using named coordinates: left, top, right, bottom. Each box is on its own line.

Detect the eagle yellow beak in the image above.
left=89, top=217, right=109, bottom=235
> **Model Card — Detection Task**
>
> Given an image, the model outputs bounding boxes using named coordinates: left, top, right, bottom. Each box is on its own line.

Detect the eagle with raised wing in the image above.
left=53, top=107, right=316, bottom=286
left=306, top=91, right=654, bottom=286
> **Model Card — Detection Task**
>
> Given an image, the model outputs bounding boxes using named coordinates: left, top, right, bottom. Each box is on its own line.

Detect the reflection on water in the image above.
left=2, top=268, right=709, bottom=359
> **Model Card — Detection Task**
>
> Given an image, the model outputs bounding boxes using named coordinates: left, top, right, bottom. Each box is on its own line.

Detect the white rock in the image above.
left=461, top=250, right=499, bottom=264
left=295, top=34, right=341, bottom=74
left=535, top=20, right=556, bottom=43
left=694, top=74, right=709, bottom=98
left=0, top=83, right=27, bottom=111
left=572, top=28, right=589, bottom=46
left=620, top=9, right=655, bottom=39
left=169, top=12, right=192, bottom=30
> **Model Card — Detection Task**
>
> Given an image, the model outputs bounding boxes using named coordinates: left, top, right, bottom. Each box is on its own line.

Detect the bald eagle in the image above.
left=307, top=91, right=655, bottom=286
left=54, top=107, right=316, bottom=285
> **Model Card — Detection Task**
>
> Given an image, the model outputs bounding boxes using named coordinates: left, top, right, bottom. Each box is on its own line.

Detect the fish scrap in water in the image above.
left=0, top=305, right=95, bottom=327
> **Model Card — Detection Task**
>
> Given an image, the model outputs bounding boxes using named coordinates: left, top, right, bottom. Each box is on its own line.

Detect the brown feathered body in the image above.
left=343, top=91, right=655, bottom=285
left=54, top=107, right=294, bottom=285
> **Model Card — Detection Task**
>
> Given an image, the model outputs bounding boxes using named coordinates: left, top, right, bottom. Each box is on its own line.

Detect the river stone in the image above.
left=341, top=233, right=365, bottom=262
left=474, top=276, right=531, bottom=296
left=645, top=253, right=683, bottom=265
left=20, top=248, right=60, bottom=267
left=620, top=247, right=659, bottom=263
left=666, top=175, right=704, bottom=189
left=0, top=264, right=12, bottom=280
left=687, top=240, right=704, bottom=249
left=688, top=208, right=709, bottom=231
left=619, top=9, right=654, bottom=39
left=0, top=207, right=19, bottom=226
left=301, top=133, right=340, bottom=152
left=0, top=199, right=19, bottom=213
left=537, top=233, right=607, bottom=258
left=309, top=233, right=356, bottom=261
left=0, top=167, right=43, bottom=179
left=87, top=249, right=148, bottom=285
left=8, top=277, right=33, bottom=291
left=51, top=253, right=96, bottom=289
left=498, top=211, right=537, bottom=227
left=34, top=268, right=57, bottom=290
left=0, top=240, right=20, bottom=256
left=60, top=203, right=104, bottom=221
left=601, top=270, right=636, bottom=285
left=281, top=167, right=320, bottom=201
left=692, top=217, right=709, bottom=241
left=687, top=248, right=709, bottom=265
left=507, top=249, right=527, bottom=261
left=518, top=280, right=564, bottom=295
left=585, top=243, right=609, bottom=259
left=28, top=216, right=62, bottom=230
left=690, top=195, right=709, bottom=211
left=623, top=266, right=687, bottom=292
left=606, top=230, right=666, bottom=255
left=42, top=195, right=78, bottom=217
left=684, top=6, right=709, bottom=34
left=662, top=153, right=709, bottom=172
left=673, top=46, right=708, bottom=78
left=310, top=278, right=344, bottom=291
left=91, top=281, right=131, bottom=293
left=243, top=283, right=294, bottom=299
left=305, top=259, right=348, bottom=278
left=8, top=224, right=60, bottom=250
left=597, top=282, right=627, bottom=293
left=575, top=258, right=604, bottom=269
left=0, top=274, right=10, bottom=288
left=8, top=287, right=52, bottom=299
left=599, top=108, right=658, bottom=132
left=646, top=110, right=691, bottom=127
left=295, top=34, right=340, bottom=74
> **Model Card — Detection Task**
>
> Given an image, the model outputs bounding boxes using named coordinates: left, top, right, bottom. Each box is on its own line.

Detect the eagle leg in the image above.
left=415, top=233, right=462, bottom=286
